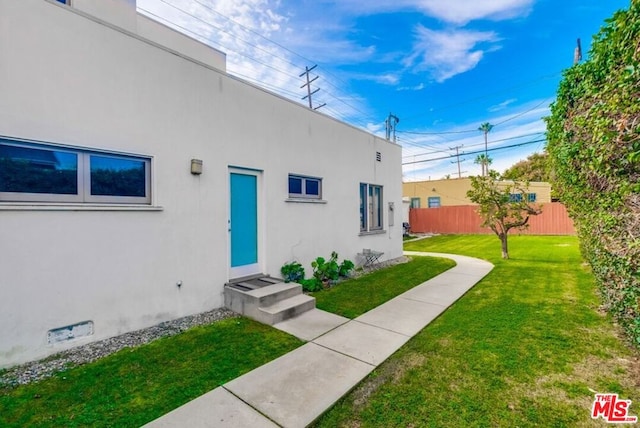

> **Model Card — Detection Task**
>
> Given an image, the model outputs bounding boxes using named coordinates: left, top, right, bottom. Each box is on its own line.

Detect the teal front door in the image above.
left=229, top=171, right=259, bottom=278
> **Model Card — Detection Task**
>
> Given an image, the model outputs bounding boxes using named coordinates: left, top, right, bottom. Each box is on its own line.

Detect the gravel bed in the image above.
left=0, top=308, right=237, bottom=387
left=352, top=255, right=411, bottom=277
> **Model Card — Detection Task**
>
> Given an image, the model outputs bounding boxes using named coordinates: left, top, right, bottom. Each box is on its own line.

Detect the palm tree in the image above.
left=478, top=122, right=494, bottom=176
left=475, top=154, right=493, bottom=176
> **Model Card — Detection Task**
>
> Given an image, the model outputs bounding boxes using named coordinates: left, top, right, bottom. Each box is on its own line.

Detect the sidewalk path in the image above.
left=144, top=252, right=493, bottom=428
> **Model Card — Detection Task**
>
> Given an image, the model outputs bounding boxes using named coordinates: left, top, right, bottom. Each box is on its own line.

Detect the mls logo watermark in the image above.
left=591, top=393, right=638, bottom=424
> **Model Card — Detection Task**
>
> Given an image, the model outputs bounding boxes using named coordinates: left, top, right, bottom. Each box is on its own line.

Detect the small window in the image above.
left=288, top=174, right=322, bottom=199
left=56, top=0, right=70, bottom=4
left=0, top=138, right=151, bottom=204
left=509, top=193, right=523, bottom=203
left=410, top=197, right=421, bottom=209
left=428, top=196, right=440, bottom=208
left=360, top=183, right=383, bottom=232
left=527, top=193, right=537, bottom=202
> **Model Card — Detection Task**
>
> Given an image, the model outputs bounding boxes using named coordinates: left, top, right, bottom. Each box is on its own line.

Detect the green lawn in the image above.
left=311, top=256, right=456, bottom=318
left=0, top=318, right=302, bottom=428
left=0, top=255, right=455, bottom=427
left=314, top=235, right=640, bottom=427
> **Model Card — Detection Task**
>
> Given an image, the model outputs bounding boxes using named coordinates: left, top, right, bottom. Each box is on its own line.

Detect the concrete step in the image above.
left=224, top=280, right=314, bottom=325
left=257, top=294, right=316, bottom=325
left=251, top=282, right=303, bottom=307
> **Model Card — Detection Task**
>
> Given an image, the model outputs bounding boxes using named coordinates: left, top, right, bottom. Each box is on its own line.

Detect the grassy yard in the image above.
left=0, top=256, right=454, bottom=427
left=312, top=256, right=456, bottom=318
left=314, top=235, right=640, bottom=427
left=0, top=318, right=302, bottom=427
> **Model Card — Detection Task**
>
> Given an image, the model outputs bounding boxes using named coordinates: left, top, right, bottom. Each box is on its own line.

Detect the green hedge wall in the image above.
left=545, top=2, right=640, bottom=345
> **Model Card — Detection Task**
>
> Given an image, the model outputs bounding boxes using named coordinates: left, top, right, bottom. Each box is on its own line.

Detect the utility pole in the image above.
left=300, top=65, right=326, bottom=110
left=573, top=38, right=582, bottom=65
left=450, top=145, right=465, bottom=178
left=385, top=113, right=400, bottom=142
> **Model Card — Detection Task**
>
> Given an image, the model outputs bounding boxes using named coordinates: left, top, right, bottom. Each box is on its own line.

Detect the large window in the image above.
left=288, top=174, right=322, bottom=199
left=0, top=138, right=151, bottom=204
left=360, top=183, right=383, bottom=232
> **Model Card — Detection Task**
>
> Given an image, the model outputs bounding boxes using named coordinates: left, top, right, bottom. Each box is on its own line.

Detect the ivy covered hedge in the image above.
left=546, top=3, right=640, bottom=345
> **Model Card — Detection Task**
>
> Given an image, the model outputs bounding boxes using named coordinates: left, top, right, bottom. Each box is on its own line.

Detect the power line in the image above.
left=399, top=128, right=478, bottom=136
left=138, top=2, right=557, bottom=139
left=138, top=3, right=380, bottom=128
left=189, top=0, right=359, bottom=97
left=398, top=98, right=552, bottom=137
left=402, top=132, right=545, bottom=158
left=492, top=98, right=551, bottom=126
left=402, top=138, right=546, bottom=166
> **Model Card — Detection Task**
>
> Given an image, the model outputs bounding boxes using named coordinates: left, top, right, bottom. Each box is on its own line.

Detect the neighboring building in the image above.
left=0, top=0, right=402, bottom=367
left=403, top=177, right=552, bottom=208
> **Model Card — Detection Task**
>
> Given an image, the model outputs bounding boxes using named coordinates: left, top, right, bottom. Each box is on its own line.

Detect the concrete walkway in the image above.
left=144, top=252, right=493, bottom=428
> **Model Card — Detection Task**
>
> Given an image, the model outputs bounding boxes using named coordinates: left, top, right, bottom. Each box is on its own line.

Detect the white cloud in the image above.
left=404, top=26, right=500, bottom=82
left=489, top=98, right=518, bottom=112
left=136, top=0, right=376, bottom=125
left=397, top=83, right=425, bottom=91
left=415, top=0, right=534, bottom=25
left=329, top=0, right=534, bottom=25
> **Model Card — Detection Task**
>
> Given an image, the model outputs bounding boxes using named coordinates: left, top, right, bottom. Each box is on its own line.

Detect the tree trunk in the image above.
left=500, top=234, right=509, bottom=259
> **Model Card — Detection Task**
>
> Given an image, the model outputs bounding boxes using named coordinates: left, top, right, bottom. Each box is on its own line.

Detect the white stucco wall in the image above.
left=0, top=0, right=401, bottom=367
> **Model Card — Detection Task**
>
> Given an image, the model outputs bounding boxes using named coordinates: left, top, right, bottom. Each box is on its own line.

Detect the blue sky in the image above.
left=138, top=0, right=630, bottom=180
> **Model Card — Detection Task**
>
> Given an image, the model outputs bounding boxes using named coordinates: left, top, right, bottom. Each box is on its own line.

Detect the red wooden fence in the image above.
left=409, top=202, right=575, bottom=235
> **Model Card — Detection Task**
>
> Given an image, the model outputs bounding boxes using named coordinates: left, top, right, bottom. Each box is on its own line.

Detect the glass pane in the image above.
left=0, top=143, right=78, bottom=194
left=360, top=183, right=367, bottom=231
left=305, top=179, right=319, bottom=196
left=374, top=186, right=382, bottom=228
left=289, top=176, right=302, bottom=194
left=90, top=155, right=146, bottom=197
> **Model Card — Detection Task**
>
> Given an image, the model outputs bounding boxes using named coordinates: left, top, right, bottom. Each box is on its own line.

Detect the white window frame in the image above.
left=360, top=183, right=383, bottom=232
left=288, top=174, right=322, bottom=200
left=0, top=137, right=151, bottom=205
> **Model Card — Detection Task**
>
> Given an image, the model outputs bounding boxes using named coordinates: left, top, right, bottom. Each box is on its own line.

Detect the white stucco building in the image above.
left=0, top=0, right=402, bottom=368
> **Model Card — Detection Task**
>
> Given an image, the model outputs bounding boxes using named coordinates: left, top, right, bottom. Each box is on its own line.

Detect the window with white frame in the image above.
left=288, top=174, right=322, bottom=199
left=360, top=183, right=383, bottom=232
left=0, top=138, right=151, bottom=204
left=410, top=197, right=421, bottom=208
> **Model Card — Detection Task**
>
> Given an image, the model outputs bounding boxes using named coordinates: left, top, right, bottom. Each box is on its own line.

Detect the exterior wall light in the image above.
left=191, top=159, right=203, bottom=175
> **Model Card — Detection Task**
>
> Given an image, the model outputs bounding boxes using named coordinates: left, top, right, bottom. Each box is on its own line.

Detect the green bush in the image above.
left=311, top=252, right=340, bottom=283
left=280, top=261, right=305, bottom=283
left=299, top=278, right=322, bottom=292
left=338, top=259, right=355, bottom=277
left=545, top=2, right=640, bottom=345
left=282, top=252, right=355, bottom=292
